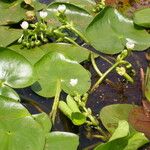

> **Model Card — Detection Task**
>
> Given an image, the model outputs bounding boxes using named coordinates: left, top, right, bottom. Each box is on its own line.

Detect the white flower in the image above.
left=57, top=4, right=66, bottom=13
left=20, top=21, right=29, bottom=29
left=39, top=11, right=48, bottom=19
left=70, top=79, right=78, bottom=86
left=126, top=41, right=135, bottom=50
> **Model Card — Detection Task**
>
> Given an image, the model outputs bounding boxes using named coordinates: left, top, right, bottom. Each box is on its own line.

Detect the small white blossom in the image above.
left=126, top=41, right=135, bottom=50
left=20, top=21, right=29, bottom=29
left=70, top=79, right=78, bottom=86
left=57, top=4, right=66, bottom=13
left=39, top=11, right=48, bottom=19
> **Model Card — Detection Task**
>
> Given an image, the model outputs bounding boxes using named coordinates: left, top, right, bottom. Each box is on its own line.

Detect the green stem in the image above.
left=99, top=55, right=113, bottom=65
left=49, top=80, right=61, bottom=124
left=64, top=37, right=79, bottom=46
left=90, top=61, right=120, bottom=92
left=68, top=26, right=89, bottom=44
left=91, top=53, right=103, bottom=77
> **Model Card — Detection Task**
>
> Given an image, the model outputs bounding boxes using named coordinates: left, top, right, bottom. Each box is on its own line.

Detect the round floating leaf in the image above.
left=46, top=2, right=93, bottom=33
left=45, top=131, right=79, bottom=150
left=0, top=47, right=35, bottom=89
left=71, top=112, right=86, bottom=125
left=133, top=8, right=150, bottom=28
left=0, top=1, right=26, bottom=25
left=54, top=0, right=96, bottom=13
left=100, top=104, right=135, bottom=133
left=32, top=112, right=52, bottom=134
left=86, top=7, right=150, bottom=54
left=0, top=86, right=20, bottom=101
left=0, top=26, right=22, bottom=47
left=32, top=52, right=91, bottom=97
left=9, top=43, right=90, bottom=65
left=0, top=95, right=30, bottom=120
left=40, top=43, right=90, bottom=63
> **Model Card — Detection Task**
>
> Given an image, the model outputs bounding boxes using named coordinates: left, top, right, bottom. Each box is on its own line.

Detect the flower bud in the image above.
left=57, top=4, right=66, bottom=13
left=20, top=21, right=29, bottom=29
left=39, top=11, right=48, bottom=19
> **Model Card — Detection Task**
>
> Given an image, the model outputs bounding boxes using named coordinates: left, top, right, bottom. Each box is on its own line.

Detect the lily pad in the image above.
left=46, top=2, right=93, bottom=33
left=0, top=26, right=22, bottom=47
left=9, top=43, right=91, bottom=65
left=0, top=48, right=35, bottom=99
left=54, top=0, right=96, bottom=13
left=86, top=7, right=150, bottom=54
left=99, top=104, right=135, bottom=133
left=45, top=131, right=79, bottom=150
left=133, top=8, right=150, bottom=28
left=0, top=0, right=26, bottom=25
left=32, top=52, right=91, bottom=97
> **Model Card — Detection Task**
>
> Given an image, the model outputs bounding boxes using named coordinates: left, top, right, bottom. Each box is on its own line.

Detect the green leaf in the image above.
left=94, top=120, right=149, bottom=150
left=54, top=0, right=96, bottom=13
left=46, top=2, right=93, bottom=33
left=71, top=112, right=86, bottom=125
left=8, top=44, right=46, bottom=65
left=86, top=7, right=150, bottom=54
left=109, top=120, right=129, bottom=141
left=133, top=8, right=150, bottom=28
left=0, top=48, right=35, bottom=88
left=99, top=104, right=135, bottom=133
left=0, top=86, right=20, bottom=101
left=44, top=131, right=79, bottom=150
left=40, top=43, right=91, bottom=63
left=0, top=95, right=30, bottom=120
left=0, top=0, right=26, bottom=25
left=0, top=26, right=22, bottom=47
left=9, top=43, right=90, bottom=65
left=31, top=52, right=91, bottom=97
left=32, top=113, right=52, bottom=134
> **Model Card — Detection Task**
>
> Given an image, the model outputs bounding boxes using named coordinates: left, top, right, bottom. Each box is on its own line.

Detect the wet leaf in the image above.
left=0, top=26, right=22, bottom=47
left=0, top=48, right=35, bottom=99
left=133, top=7, right=150, bottom=28
left=45, top=131, right=79, bottom=150
left=46, top=2, right=93, bottom=33
left=9, top=43, right=91, bottom=65
left=100, top=104, right=135, bottom=133
left=31, top=52, right=91, bottom=97
left=86, top=7, right=150, bottom=54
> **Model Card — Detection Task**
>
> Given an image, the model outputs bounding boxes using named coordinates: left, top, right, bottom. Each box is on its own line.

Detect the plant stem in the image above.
left=90, top=61, right=120, bottom=92
left=49, top=80, right=61, bottom=124
left=91, top=53, right=103, bottom=77
left=68, top=26, right=89, bottom=44
left=64, top=37, right=79, bottom=46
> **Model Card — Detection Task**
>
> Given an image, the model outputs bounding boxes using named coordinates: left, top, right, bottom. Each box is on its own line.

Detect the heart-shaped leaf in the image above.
left=46, top=2, right=93, bottom=33
left=9, top=43, right=91, bottom=65
left=32, top=52, right=91, bottom=97
left=0, top=48, right=35, bottom=99
left=99, top=104, right=135, bottom=133
left=133, top=8, right=150, bottom=28
left=0, top=26, right=22, bottom=47
left=86, top=7, right=150, bottom=54
left=54, top=0, right=96, bottom=13
left=45, top=131, right=79, bottom=150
